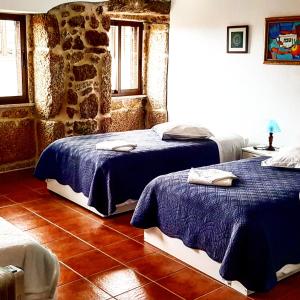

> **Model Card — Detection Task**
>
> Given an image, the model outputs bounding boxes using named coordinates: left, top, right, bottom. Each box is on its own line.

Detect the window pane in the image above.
left=121, top=26, right=139, bottom=90
left=109, top=25, right=118, bottom=92
left=0, top=19, right=23, bottom=97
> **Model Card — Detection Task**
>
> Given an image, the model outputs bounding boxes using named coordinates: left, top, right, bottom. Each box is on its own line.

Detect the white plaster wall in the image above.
left=168, top=0, right=300, bottom=146
left=0, top=0, right=103, bottom=13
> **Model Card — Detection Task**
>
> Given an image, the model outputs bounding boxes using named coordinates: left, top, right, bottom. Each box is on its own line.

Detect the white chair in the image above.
left=0, top=218, right=59, bottom=300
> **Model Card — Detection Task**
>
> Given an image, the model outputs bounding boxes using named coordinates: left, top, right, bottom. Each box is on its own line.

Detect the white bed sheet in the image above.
left=212, top=134, right=247, bottom=162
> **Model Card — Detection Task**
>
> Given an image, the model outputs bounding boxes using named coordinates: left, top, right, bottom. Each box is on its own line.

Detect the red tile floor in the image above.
left=0, top=169, right=300, bottom=300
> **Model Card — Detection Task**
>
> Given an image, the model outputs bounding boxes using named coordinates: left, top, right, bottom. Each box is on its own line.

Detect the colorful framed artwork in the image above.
left=227, top=25, right=249, bottom=53
left=264, top=16, right=300, bottom=64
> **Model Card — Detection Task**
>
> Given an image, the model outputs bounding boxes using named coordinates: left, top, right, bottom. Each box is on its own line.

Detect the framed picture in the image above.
left=227, top=25, right=249, bottom=53
left=264, top=16, right=300, bottom=64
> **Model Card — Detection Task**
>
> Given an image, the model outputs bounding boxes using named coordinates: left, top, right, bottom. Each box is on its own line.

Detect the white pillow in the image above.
left=152, top=122, right=213, bottom=140
left=261, top=146, right=300, bottom=169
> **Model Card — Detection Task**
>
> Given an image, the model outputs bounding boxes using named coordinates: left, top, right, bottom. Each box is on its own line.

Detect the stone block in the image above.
left=100, top=98, right=110, bottom=115
left=108, top=0, right=171, bottom=14
left=90, top=14, right=100, bottom=29
left=89, top=55, right=101, bottom=64
left=85, top=30, right=109, bottom=46
left=37, top=120, right=65, bottom=154
left=34, top=51, right=64, bottom=118
left=74, top=120, right=97, bottom=135
left=107, top=12, right=169, bottom=23
left=102, top=15, right=110, bottom=31
left=71, top=4, right=85, bottom=12
left=0, top=119, right=36, bottom=165
left=62, top=37, right=73, bottom=50
left=68, top=16, right=85, bottom=28
left=61, top=11, right=70, bottom=18
left=96, top=5, right=104, bottom=15
left=111, top=98, right=123, bottom=111
left=145, top=1, right=171, bottom=14
left=31, top=14, right=60, bottom=48
left=100, top=52, right=112, bottom=115
left=145, top=109, right=167, bottom=128
left=67, top=52, right=84, bottom=64
left=1, top=108, right=30, bottom=119
left=67, top=89, right=78, bottom=105
left=124, top=98, right=145, bottom=109
left=49, top=53, right=65, bottom=115
left=66, top=107, right=77, bottom=119
left=111, top=97, right=145, bottom=111
left=73, top=36, right=84, bottom=50
left=80, top=94, right=99, bottom=119
left=109, top=108, right=145, bottom=132
left=74, top=80, right=94, bottom=92
left=99, top=117, right=112, bottom=133
left=73, top=64, right=97, bottom=81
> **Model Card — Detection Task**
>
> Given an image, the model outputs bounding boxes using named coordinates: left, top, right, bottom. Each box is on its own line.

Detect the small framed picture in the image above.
left=264, top=16, right=300, bottom=65
left=227, top=25, right=249, bottom=53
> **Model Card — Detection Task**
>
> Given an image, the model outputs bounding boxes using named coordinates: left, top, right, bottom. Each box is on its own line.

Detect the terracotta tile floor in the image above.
left=0, top=168, right=300, bottom=299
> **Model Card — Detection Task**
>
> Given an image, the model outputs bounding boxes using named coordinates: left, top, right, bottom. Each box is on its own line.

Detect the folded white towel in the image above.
left=188, top=168, right=237, bottom=187
left=95, top=140, right=137, bottom=152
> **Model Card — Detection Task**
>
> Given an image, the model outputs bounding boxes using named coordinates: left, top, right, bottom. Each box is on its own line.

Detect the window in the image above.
left=109, top=20, right=143, bottom=96
left=0, top=14, right=27, bottom=104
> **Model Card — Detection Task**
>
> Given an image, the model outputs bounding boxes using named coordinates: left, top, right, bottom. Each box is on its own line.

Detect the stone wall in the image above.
left=29, top=0, right=170, bottom=153
left=0, top=105, right=36, bottom=172
left=31, top=2, right=112, bottom=154
left=0, top=0, right=170, bottom=172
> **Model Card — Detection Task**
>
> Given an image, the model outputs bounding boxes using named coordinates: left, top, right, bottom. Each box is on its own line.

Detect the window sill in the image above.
left=111, top=94, right=147, bottom=100
left=0, top=103, right=35, bottom=110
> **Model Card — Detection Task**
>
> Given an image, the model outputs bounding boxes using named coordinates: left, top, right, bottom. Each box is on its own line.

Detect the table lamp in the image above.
left=266, top=120, right=281, bottom=151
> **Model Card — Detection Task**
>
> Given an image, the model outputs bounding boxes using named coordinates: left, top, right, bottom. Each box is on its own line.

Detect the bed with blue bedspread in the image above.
left=131, top=157, right=300, bottom=292
left=35, top=129, right=220, bottom=216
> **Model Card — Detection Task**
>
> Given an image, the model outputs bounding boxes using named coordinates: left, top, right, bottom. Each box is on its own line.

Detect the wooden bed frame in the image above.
left=144, top=227, right=300, bottom=296
left=47, top=179, right=137, bottom=218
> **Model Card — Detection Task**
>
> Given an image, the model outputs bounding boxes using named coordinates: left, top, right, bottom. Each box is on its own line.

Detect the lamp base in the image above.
left=265, top=146, right=275, bottom=151
left=253, top=145, right=277, bottom=151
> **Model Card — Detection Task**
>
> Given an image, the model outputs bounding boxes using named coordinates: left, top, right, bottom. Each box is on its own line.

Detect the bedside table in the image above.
left=241, top=146, right=279, bottom=159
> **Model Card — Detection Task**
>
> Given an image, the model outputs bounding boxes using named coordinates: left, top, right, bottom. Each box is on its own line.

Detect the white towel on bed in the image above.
left=0, top=218, right=59, bottom=300
left=188, top=168, right=237, bottom=187
left=96, top=140, right=137, bottom=152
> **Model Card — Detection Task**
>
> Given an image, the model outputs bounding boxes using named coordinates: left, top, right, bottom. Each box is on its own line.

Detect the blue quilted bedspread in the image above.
left=131, top=157, right=300, bottom=291
left=34, top=129, right=219, bottom=216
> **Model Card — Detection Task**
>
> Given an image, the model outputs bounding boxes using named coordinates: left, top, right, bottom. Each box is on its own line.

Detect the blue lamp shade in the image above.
left=267, top=120, right=281, bottom=134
